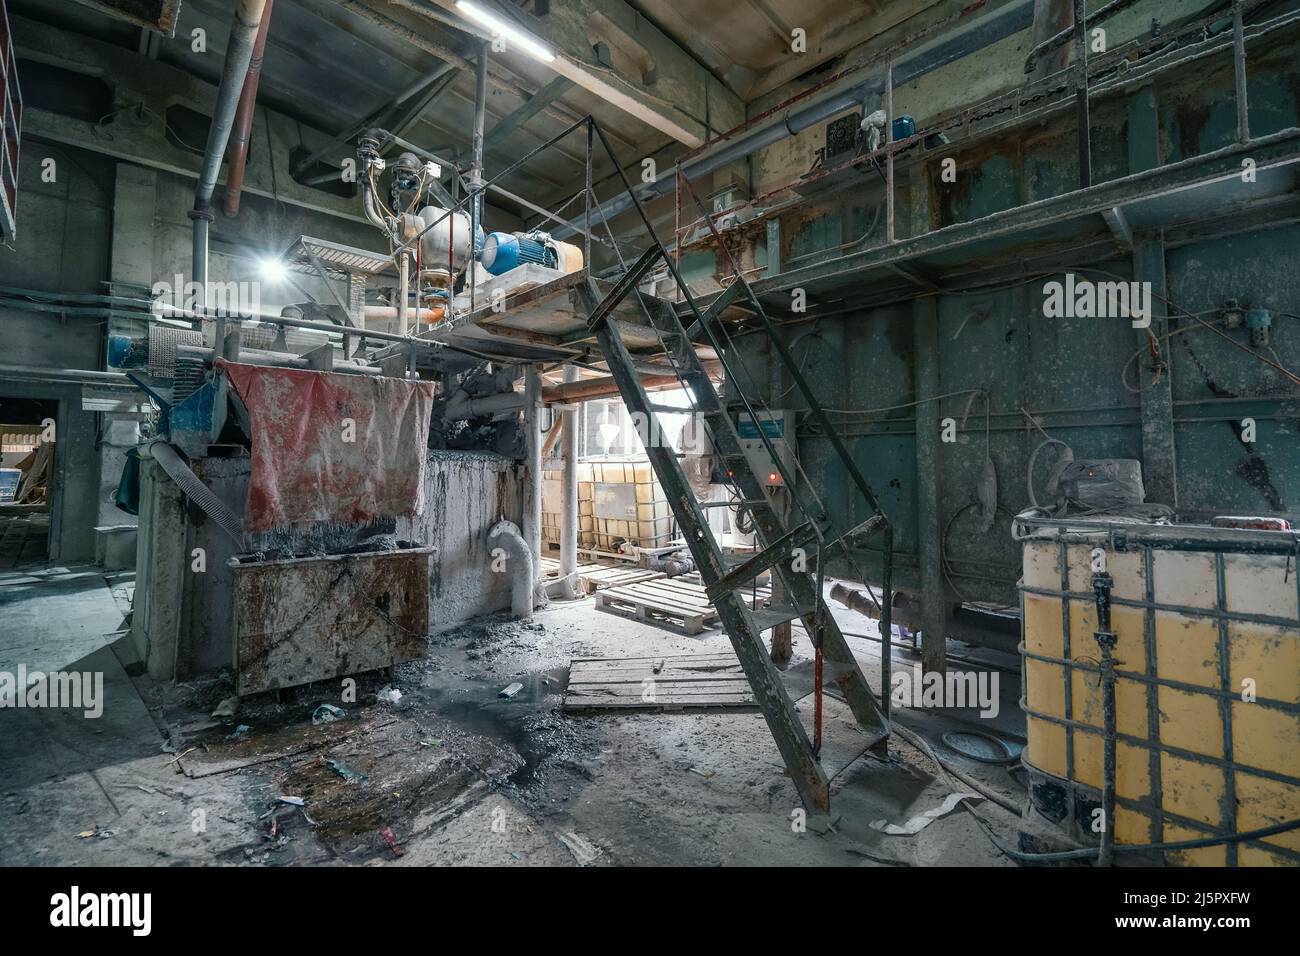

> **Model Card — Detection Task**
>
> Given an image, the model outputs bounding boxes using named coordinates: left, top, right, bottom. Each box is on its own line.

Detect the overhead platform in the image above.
left=374, top=264, right=720, bottom=374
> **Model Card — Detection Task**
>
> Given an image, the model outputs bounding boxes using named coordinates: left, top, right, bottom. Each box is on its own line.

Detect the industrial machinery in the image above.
left=480, top=230, right=583, bottom=276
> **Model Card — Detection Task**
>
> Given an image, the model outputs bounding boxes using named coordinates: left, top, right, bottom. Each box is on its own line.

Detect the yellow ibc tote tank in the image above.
left=1015, top=514, right=1300, bottom=866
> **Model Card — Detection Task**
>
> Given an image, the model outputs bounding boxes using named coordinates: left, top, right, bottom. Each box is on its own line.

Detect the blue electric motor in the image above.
left=480, top=231, right=557, bottom=276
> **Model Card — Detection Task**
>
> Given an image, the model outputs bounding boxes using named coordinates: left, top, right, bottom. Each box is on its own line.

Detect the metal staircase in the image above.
left=574, top=119, right=896, bottom=813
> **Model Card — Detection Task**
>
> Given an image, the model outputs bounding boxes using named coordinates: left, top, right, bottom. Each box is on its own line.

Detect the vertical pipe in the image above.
left=524, top=366, right=543, bottom=592
left=884, top=55, right=895, bottom=244
left=192, top=0, right=268, bottom=342
left=472, top=43, right=488, bottom=223
left=192, top=215, right=211, bottom=335
left=813, top=555, right=825, bottom=754
left=1074, top=0, right=1092, bottom=188
left=224, top=0, right=275, bottom=218
left=584, top=120, right=593, bottom=272
left=468, top=43, right=488, bottom=313
left=559, top=365, right=580, bottom=599
left=1092, top=569, right=1117, bottom=867
left=1232, top=0, right=1250, bottom=144
left=398, top=253, right=410, bottom=337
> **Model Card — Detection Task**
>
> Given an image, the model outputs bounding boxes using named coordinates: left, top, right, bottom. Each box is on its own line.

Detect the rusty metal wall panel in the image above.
left=232, top=547, right=432, bottom=695
left=73, top=1, right=183, bottom=37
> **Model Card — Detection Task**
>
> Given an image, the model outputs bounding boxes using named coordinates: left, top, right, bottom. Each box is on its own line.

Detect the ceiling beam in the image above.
left=398, top=0, right=744, bottom=147
left=483, top=75, right=574, bottom=149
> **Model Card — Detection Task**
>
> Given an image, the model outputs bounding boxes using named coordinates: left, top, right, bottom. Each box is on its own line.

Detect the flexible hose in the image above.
left=149, top=442, right=245, bottom=544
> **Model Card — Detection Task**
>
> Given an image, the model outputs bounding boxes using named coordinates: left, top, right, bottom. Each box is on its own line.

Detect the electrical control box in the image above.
left=735, top=410, right=796, bottom=487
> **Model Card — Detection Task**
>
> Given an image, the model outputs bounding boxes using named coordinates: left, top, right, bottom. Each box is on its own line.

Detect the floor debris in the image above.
left=312, top=703, right=346, bottom=724
left=323, top=757, right=369, bottom=783
left=210, top=695, right=240, bottom=719
left=556, top=830, right=601, bottom=866
left=870, top=792, right=981, bottom=836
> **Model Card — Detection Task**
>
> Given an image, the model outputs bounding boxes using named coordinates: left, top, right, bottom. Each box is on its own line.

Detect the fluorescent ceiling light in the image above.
left=455, top=1, right=555, bottom=63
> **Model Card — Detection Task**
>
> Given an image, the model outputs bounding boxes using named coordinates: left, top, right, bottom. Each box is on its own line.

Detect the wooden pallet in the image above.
left=595, top=576, right=768, bottom=635
left=537, top=558, right=665, bottom=593
left=679, top=570, right=773, bottom=605
left=577, top=564, right=664, bottom=593
left=563, top=652, right=755, bottom=711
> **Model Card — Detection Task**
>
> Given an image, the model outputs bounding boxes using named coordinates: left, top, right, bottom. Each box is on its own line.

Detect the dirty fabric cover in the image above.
left=219, top=361, right=435, bottom=531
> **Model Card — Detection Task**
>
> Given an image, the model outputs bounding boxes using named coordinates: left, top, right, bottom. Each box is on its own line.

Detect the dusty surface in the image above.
left=0, top=566, right=1037, bottom=867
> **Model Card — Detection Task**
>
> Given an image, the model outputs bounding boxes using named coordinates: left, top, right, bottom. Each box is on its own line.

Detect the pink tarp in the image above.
left=218, top=361, right=435, bottom=532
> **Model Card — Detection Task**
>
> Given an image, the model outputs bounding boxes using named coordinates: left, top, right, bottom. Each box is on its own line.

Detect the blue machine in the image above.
left=892, top=114, right=916, bottom=141
left=480, top=231, right=557, bottom=276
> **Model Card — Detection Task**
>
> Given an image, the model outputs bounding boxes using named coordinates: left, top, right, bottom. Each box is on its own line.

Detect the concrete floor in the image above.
left=0, top=565, right=1039, bottom=867
left=0, top=513, right=50, bottom=569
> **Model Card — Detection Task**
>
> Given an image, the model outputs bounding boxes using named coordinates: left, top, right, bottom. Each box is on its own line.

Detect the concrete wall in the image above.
left=0, top=142, right=113, bottom=561
left=400, top=450, right=525, bottom=630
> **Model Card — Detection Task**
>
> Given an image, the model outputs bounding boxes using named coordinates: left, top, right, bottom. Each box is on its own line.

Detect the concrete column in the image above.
left=914, top=295, right=946, bottom=677
left=102, top=164, right=158, bottom=531
left=559, top=365, right=580, bottom=598
left=109, top=164, right=157, bottom=295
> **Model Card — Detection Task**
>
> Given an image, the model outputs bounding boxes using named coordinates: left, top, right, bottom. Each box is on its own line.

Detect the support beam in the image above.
left=1134, top=234, right=1178, bottom=507
left=401, top=0, right=744, bottom=147
left=485, top=76, right=574, bottom=149
left=1101, top=205, right=1133, bottom=249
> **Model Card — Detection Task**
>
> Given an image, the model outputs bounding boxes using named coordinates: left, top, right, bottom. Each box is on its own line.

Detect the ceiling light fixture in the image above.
left=455, top=1, right=556, bottom=63
left=259, top=258, right=288, bottom=284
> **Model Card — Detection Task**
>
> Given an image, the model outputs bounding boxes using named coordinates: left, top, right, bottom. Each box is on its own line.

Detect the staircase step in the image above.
left=749, top=603, right=805, bottom=632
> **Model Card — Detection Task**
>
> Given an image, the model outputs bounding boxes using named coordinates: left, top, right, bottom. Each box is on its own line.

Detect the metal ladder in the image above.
left=574, top=119, right=897, bottom=814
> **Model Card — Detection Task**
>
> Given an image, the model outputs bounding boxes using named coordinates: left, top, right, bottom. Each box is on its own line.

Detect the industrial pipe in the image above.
left=488, top=519, right=534, bottom=619
left=176, top=344, right=382, bottom=376
left=523, top=367, right=543, bottom=585
left=1091, top=569, right=1119, bottom=867
left=362, top=305, right=443, bottom=323
left=558, top=365, right=580, bottom=599
left=223, top=0, right=275, bottom=218
left=442, top=388, right=524, bottom=420
left=191, top=0, right=268, bottom=346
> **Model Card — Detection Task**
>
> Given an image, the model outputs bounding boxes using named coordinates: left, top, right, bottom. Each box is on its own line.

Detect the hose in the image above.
left=1026, top=437, right=1073, bottom=510
left=148, top=441, right=245, bottom=545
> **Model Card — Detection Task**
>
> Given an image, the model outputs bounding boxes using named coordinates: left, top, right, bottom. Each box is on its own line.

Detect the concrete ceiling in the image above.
left=29, top=0, right=680, bottom=223
left=628, top=0, right=946, bottom=101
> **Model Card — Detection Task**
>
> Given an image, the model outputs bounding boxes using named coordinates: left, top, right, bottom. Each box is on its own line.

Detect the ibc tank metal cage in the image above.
left=1014, top=515, right=1299, bottom=866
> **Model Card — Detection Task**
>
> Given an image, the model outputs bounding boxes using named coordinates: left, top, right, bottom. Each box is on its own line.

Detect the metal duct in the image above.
left=224, top=0, right=276, bottom=218
left=191, top=0, right=269, bottom=318
left=148, top=442, right=246, bottom=544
